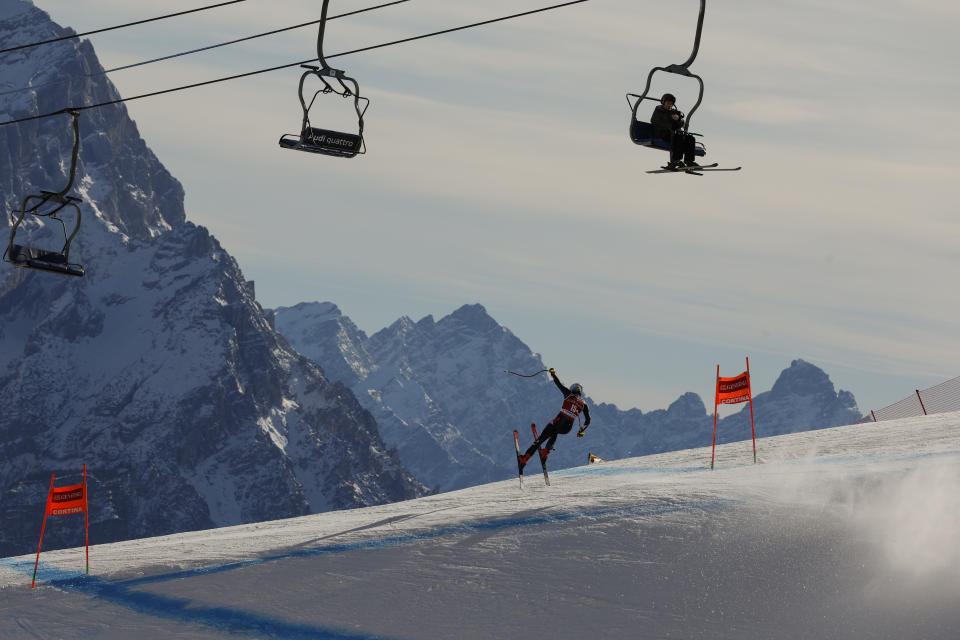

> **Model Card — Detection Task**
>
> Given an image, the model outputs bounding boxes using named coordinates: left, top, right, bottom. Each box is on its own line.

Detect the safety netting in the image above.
left=860, top=375, right=960, bottom=423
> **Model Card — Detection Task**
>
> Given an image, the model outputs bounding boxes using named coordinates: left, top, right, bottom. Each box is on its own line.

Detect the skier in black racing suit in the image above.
left=519, top=368, right=591, bottom=468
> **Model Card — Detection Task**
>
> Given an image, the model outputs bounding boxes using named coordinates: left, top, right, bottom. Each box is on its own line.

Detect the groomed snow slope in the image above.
left=2, top=413, right=959, bottom=639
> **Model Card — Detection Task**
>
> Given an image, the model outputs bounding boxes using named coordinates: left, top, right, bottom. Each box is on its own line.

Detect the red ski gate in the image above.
left=711, top=358, right=758, bottom=469
left=32, top=464, right=89, bottom=588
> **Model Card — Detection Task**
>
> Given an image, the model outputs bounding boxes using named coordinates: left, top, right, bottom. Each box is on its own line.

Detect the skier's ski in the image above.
left=530, top=423, right=550, bottom=486
left=646, top=162, right=718, bottom=175
left=646, top=164, right=741, bottom=175
left=514, top=429, right=524, bottom=489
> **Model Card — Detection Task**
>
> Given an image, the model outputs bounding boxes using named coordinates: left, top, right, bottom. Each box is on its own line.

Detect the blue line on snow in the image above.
left=120, top=497, right=727, bottom=587
left=0, top=560, right=388, bottom=640
left=0, top=498, right=729, bottom=639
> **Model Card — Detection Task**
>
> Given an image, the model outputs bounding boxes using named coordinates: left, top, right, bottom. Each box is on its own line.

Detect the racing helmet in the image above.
left=570, top=383, right=583, bottom=396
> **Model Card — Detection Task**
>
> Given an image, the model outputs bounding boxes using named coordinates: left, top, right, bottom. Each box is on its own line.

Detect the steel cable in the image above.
left=0, top=0, right=411, bottom=98
left=0, top=0, right=250, bottom=56
left=0, top=0, right=590, bottom=127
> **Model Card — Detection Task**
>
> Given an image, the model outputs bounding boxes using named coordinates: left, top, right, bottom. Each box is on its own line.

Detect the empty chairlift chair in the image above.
left=278, top=0, right=369, bottom=158
left=4, top=109, right=85, bottom=277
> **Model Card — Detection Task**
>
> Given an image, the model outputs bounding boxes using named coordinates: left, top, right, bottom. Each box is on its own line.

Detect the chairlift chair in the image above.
left=627, top=0, right=707, bottom=156
left=279, top=64, right=369, bottom=158
left=278, top=0, right=369, bottom=158
left=625, top=0, right=738, bottom=173
left=4, top=110, right=85, bottom=277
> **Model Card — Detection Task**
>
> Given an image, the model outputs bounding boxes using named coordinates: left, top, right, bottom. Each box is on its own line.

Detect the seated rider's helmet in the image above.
left=570, top=383, right=583, bottom=396
left=661, top=93, right=676, bottom=104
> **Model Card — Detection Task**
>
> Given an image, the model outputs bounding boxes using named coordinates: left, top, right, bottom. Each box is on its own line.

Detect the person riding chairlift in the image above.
left=651, top=93, right=699, bottom=170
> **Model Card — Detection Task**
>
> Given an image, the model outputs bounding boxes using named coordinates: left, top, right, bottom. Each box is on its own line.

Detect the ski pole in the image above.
left=504, top=368, right=549, bottom=378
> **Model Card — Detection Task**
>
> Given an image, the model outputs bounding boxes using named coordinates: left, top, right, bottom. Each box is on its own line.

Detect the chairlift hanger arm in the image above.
left=627, top=1, right=707, bottom=131
left=316, top=0, right=333, bottom=72
left=671, top=0, right=706, bottom=72
left=60, top=110, right=81, bottom=196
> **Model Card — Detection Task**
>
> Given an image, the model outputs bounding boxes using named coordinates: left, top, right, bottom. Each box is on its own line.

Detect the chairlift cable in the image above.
left=0, top=0, right=591, bottom=128
left=0, top=0, right=412, bottom=99
left=104, top=0, right=411, bottom=75
left=327, top=0, right=588, bottom=60
left=0, top=1, right=250, bottom=56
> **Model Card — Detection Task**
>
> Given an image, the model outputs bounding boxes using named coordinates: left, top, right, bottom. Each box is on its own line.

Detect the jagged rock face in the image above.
left=0, top=1, right=425, bottom=558
left=276, top=302, right=864, bottom=490
left=0, top=1, right=184, bottom=243
left=275, top=302, right=563, bottom=491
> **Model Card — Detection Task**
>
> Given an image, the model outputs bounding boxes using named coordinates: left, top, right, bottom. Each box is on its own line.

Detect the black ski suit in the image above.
left=524, top=372, right=591, bottom=458
left=651, top=104, right=696, bottom=165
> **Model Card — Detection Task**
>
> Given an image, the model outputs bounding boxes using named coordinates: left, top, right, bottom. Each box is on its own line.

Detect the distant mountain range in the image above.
left=273, top=302, right=863, bottom=491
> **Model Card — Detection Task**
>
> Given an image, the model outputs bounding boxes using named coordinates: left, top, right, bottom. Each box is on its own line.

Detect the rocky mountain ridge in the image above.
left=273, top=301, right=863, bottom=491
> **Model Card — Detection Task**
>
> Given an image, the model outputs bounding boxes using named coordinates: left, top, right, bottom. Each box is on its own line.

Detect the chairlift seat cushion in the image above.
left=279, top=127, right=362, bottom=158
left=630, top=120, right=705, bottom=156
left=7, top=244, right=84, bottom=277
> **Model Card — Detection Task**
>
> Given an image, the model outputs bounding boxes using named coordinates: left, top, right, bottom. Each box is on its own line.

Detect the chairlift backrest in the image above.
left=627, top=0, right=708, bottom=135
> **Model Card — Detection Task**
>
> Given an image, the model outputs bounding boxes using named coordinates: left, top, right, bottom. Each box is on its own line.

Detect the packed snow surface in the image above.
left=2, top=413, right=959, bottom=639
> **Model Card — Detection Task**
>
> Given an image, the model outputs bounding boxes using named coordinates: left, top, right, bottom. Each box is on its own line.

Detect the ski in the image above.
left=689, top=165, right=741, bottom=172
left=530, top=423, right=550, bottom=486
left=646, top=162, right=717, bottom=174
left=514, top=429, right=524, bottom=488
left=645, top=163, right=740, bottom=175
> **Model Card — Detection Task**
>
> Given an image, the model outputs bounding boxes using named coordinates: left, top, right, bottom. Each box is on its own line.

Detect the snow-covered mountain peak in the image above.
left=0, top=0, right=37, bottom=23
left=770, top=358, right=841, bottom=397
left=667, top=390, right=709, bottom=417
left=442, top=303, right=504, bottom=335
left=272, top=301, right=350, bottom=335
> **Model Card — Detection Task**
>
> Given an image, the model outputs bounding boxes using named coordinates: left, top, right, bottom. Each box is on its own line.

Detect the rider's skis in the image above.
left=646, top=163, right=741, bottom=175
left=514, top=429, right=524, bottom=488
left=530, top=423, right=550, bottom=486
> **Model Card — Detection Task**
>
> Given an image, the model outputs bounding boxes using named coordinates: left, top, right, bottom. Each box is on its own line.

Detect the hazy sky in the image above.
left=28, top=0, right=960, bottom=416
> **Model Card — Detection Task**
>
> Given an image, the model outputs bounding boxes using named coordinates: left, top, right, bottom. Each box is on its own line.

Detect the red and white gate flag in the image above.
left=46, top=483, right=87, bottom=516
left=32, top=466, right=90, bottom=589
left=716, top=371, right=751, bottom=405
